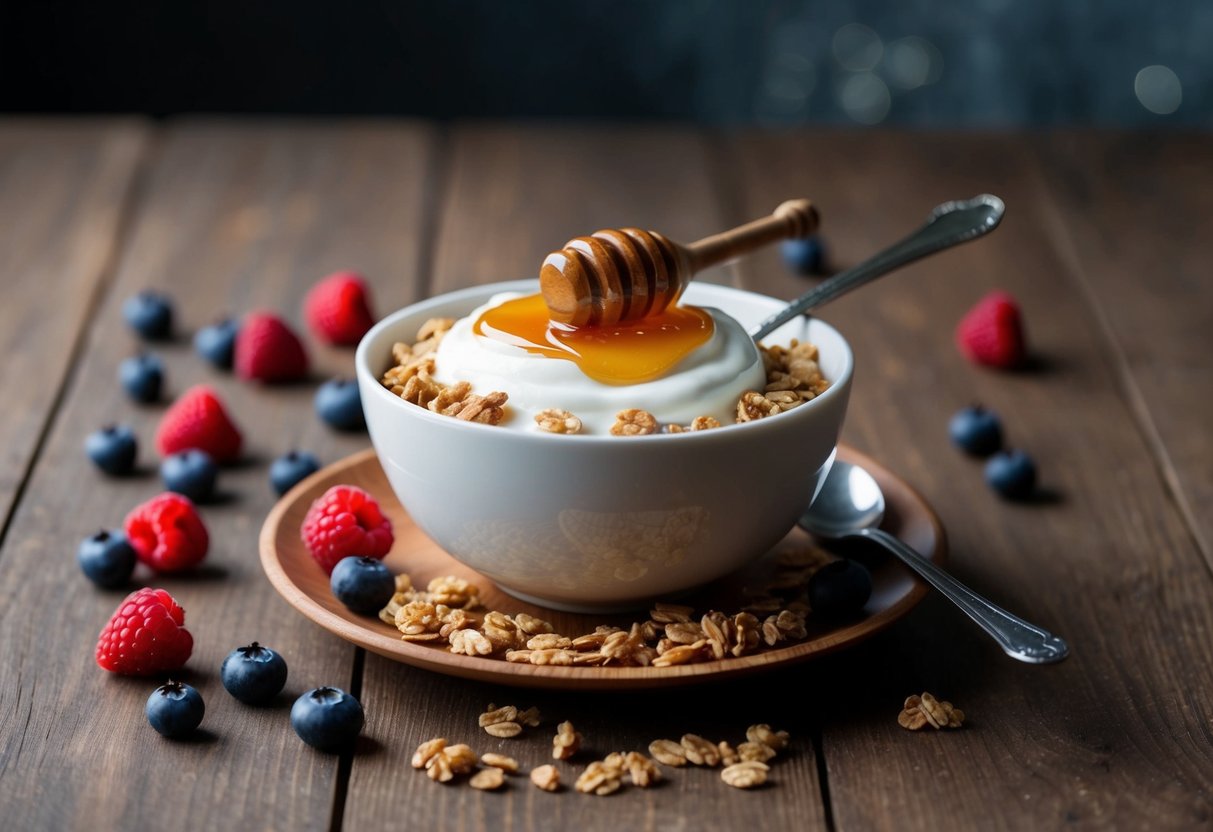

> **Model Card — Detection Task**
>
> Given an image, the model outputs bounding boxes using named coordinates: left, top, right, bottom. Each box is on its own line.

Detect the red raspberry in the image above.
left=156, top=384, right=243, bottom=462
left=125, top=492, right=209, bottom=572
left=304, top=271, right=377, bottom=346
left=301, top=485, right=394, bottom=575
left=956, top=290, right=1027, bottom=369
left=234, top=312, right=309, bottom=383
left=96, top=587, right=194, bottom=675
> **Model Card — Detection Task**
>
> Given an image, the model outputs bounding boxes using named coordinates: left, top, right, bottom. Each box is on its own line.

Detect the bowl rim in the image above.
left=355, top=279, right=854, bottom=445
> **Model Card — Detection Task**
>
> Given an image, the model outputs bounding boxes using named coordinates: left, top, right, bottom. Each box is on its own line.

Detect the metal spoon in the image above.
left=799, top=460, right=1069, bottom=664
left=750, top=194, right=1005, bottom=342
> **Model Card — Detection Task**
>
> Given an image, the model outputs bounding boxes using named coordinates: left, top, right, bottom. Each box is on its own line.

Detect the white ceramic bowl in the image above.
left=356, top=280, right=853, bottom=611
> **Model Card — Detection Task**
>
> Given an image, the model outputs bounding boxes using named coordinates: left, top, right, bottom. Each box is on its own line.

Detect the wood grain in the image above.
left=344, top=124, right=831, bottom=830
left=0, top=120, right=147, bottom=530
left=724, top=130, right=1213, bottom=830
left=0, top=121, right=437, bottom=831
left=1031, top=133, right=1213, bottom=566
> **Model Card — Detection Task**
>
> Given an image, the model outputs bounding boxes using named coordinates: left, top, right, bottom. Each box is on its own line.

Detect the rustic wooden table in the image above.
left=1, top=120, right=1210, bottom=831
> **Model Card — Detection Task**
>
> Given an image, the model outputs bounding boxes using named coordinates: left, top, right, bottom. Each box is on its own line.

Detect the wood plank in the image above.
left=345, top=124, right=830, bottom=831
left=0, top=120, right=437, bottom=831
left=0, top=120, right=147, bottom=529
left=725, top=131, right=1213, bottom=830
left=1031, top=133, right=1213, bottom=565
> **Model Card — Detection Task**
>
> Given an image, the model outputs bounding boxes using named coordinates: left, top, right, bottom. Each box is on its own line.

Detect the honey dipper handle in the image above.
left=686, top=199, right=819, bottom=272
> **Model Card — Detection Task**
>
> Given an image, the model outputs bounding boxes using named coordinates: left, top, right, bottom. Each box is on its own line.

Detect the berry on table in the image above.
left=301, top=485, right=394, bottom=575
left=194, top=318, right=240, bottom=369
left=331, top=556, right=395, bottom=615
left=123, top=290, right=174, bottom=340
left=314, top=378, right=365, bottom=431
left=155, top=384, right=243, bottom=463
left=221, top=642, right=288, bottom=705
left=96, top=587, right=193, bottom=675
left=77, top=529, right=137, bottom=588
left=269, top=450, right=320, bottom=496
left=808, top=559, right=872, bottom=619
left=160, top=449, right=219, bottom=502
left=956, top=290, right=1027, bottom=369
left=234, top=312, right=309, bottom=384
left=948, top=405, right=1003, bottom=456
left=291, top=687, right=364, bottom=752
left=780, top=236, right=826, bottom=275
left=146, top=680, right=205, bottom=738
left=304, top=271, right=377, bottom=346
left=124, top=492, right=209, bottom=572
left=119, top=352, right=164, bottom=403
left=85, top=424, right=138, bottom=475
left=984, top=449, right=1037, bottom=500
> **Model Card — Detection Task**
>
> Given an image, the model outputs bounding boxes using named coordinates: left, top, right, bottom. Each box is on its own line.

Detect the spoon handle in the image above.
left=854, top=527, right=1069, bottom=664
left=749, top=194, right=1005, bottom=342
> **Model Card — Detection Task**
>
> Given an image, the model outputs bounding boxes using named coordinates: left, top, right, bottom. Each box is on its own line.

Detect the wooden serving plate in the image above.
left=260, top=445, right=946, bottom=690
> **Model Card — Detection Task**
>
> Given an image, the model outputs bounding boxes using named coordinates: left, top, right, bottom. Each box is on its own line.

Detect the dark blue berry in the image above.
left=77, top=529, right=137, bottom=588
left=160, top=449, right=218, bottom=502
left=123, top=290, right=174, bottom=340
left=948, top=405, right=1003, bottom=456
left=315, top=379, right=365, bottom=431
left=194, top=319, right=239, bottom=369
left=146, top=680, right=205, bottom=738
left=984, top=449, right=1036, bottom=500
left=780, top=236, right=826, bottom=275
left=808, top=559, right=872, bottom=619
left=118, top=352, right=164, bottom=403
left=269, top=450, right=320, bottom=496
left=330, top=556, right=394, bottom=615
left=85, top=424, right=137, bottom=475
left=221, top=642, right=288, bottom=705
left=291, top=687, right=364, bottom=752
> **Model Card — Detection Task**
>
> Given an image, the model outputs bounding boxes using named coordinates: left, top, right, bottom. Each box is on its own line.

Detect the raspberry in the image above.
left=96, top=588, right=194, bottom=675
left=300, top=485, right=393, bottom=575
left=235, top=312, right=309, bottom=383
left=304, top=271, right=376, bottom=345
left=156, top=384, right=243, bottom=462
left=956, top=291, right=1027, bottom=369
left=125, top=492, right=209, bottom=572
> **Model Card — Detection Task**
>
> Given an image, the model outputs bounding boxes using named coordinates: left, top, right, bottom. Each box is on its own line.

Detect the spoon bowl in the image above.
left=801, top=460, right=1069, bottom=664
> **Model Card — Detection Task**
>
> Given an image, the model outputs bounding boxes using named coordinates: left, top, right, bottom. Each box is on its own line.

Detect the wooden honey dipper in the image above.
left=539, top=199, right=819, bottom=327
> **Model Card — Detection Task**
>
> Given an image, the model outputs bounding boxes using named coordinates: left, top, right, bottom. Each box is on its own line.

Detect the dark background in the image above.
left=3, top=0, right=1208, bottom=126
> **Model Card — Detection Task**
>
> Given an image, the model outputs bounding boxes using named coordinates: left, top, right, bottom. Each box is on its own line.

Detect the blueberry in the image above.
left=123, top=290, right=174, bottom=340
left=330, top=556, right=394, bottom=615
left=194, top=318, right=239, bottom=369
left=314, top=379, right=365, bottom=431
left=160, top=449, right=218, bottom=502
left=291, top=686, right=364, bottom=752
left=77, top=529, right=137, bottom=588
left=221, top=642, right=288, bottom=705
left=984, top=449, right=1037, bottom=500
left=85, top=424, right=137, bottom=475
left=780, top=236, right=826, bottom=275
left=808, top=559, right=872, bottom=619
left=948, top=405, right=1003, bottom=456
left=269, top=450, right=320, bottom=496
left=146, top=680, right=205, bottom=738
left=118, top=352, right=164, bottom=403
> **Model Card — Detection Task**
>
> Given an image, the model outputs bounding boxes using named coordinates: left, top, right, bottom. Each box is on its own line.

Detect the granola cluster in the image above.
left=898, top=692, right=966, bottom=730
left=379, top=318, right=829, bottom=434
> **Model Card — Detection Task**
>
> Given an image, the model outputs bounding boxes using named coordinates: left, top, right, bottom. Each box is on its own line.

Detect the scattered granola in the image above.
left=624, top=751, right=662, bottom=787
left=680, top=733, right=721, bottom=767
left=610, top=408, right=658, bottom=436
left=535, top=408, right=583, bottom=434
left=648, top=739, right=688, bottom=767
left=746, top=724, right=790, bottom=752
left=721, top=761, right=770, bottom=789
left=575, top=760, right=624, bottom=795
left=737, top=741, right=777, bottom=763
left=469, top=767, right=506, bottom=790
left=552, top=721, right=582, bottom=760
left=898, top=693, right=965, bottom=730
left=423, top=742, right=478, bottom=783
left=531, top=764, right=561, bottom=792
left=480, top=752, right=520, bottom=773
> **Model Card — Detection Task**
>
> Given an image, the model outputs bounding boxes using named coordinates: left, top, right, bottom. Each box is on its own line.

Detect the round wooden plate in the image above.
left=260, top=445, right=946, bottom=690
